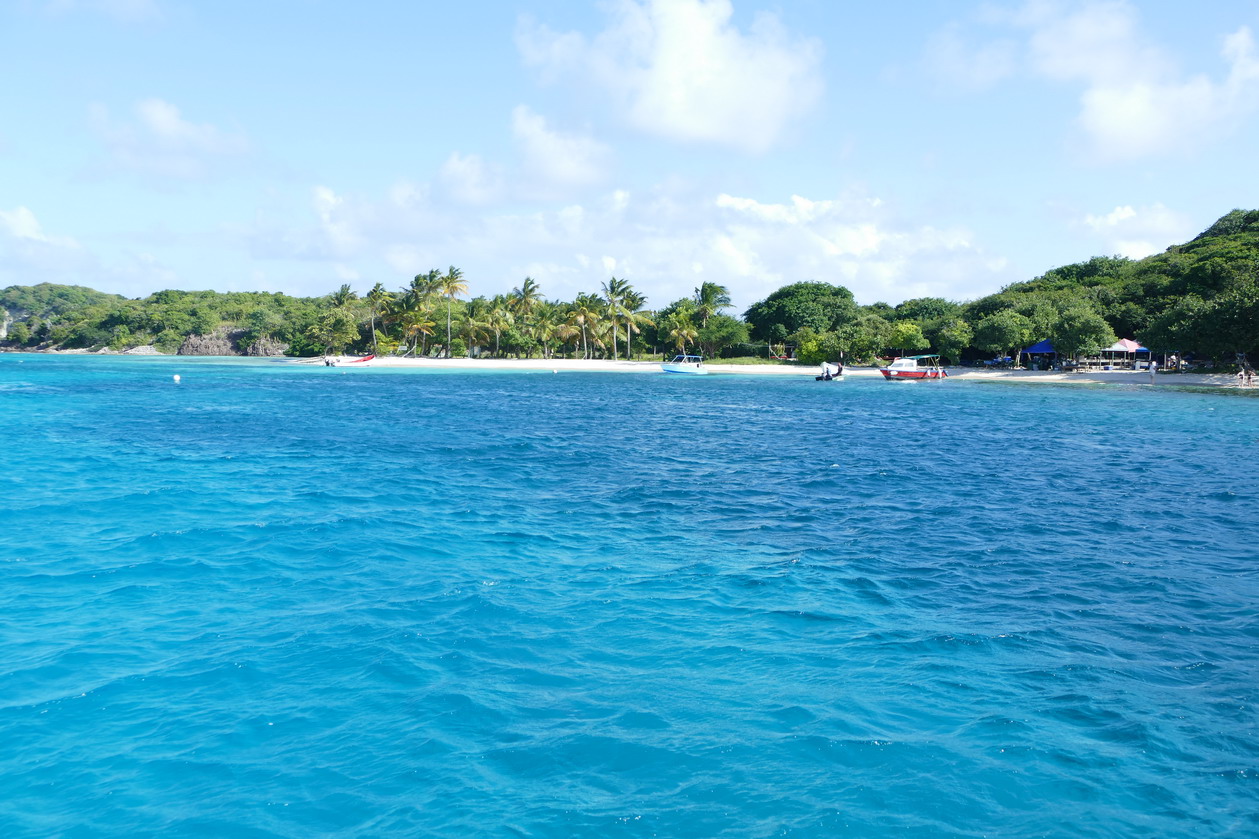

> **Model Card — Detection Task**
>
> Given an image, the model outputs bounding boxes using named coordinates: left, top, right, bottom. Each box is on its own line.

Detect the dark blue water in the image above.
left=2, top=355, right=1257, bottom=837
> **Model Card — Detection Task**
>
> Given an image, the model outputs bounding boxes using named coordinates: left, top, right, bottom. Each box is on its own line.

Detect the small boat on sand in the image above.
left=880, top=355, right=947, bottom=381
left=322, top=353, right=375, bottom=367
left=661, top=354, right=708, bottom=374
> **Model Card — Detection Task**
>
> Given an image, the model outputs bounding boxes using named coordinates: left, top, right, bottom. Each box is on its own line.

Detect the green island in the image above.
left=2, top=209, right=1257, bottom=369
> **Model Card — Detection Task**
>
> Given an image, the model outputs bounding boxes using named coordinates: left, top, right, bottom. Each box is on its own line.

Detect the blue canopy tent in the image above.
left=1021, top=339, right=1056, bottom=370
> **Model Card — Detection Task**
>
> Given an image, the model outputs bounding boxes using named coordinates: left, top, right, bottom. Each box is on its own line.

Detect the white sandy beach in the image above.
left=308, top=354, right=1247, bottom=388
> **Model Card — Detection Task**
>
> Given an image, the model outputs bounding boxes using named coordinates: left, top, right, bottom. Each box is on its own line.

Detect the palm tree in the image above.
left=622, top=287, right=651, bottom=359
left=439, top=266, right=468, bottom=358
left=532, top=301, right=564, bottom=359
left=693, top=281, right=731, bottom=327
left=460, top=316, right=490, bottom=356
left=330, top=283, right=358, bottom=309
left=589, top=318, right=612, bottom=359
left=486, top=300, right=514, bottom=357
left=556, top=322, right=581, bottom=358
left=601, top=276, right=629, bottom=360
left=406, top=270, right=441, bottom=307
left=366, top=282, right=392, bottom=353
left=511, top=277, right=542, bottom=356
left=669, top=320, right=699, bottom=353
left=567, top=295, right=601, bottom=359
left=401, top=307, right=436, bottom=357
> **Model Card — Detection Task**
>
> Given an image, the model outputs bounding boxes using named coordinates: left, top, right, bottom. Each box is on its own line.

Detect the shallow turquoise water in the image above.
left=2, top=354, right=1257, bottom=838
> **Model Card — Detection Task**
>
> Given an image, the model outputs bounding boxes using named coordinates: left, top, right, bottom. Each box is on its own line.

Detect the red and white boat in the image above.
left=880, top=355, right=948, bottom=381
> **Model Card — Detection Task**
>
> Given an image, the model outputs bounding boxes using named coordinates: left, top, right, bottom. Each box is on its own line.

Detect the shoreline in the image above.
left=316, top=355, right=1248, bottom=388
left=9, top=349, right=1249, bottom=388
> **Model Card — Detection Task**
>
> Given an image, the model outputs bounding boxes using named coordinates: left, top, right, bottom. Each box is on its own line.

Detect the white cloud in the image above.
left=257, top=179, right=1012, bottom=309
left=517, top=0, right=823, bottom=153
left=0, top=205, right=179, bottom=297
left=437, top=152, right=504, bottom=205
left=313, top=186, right=363, bottom=253
left=511, top=105, right=611, bottom=193
left=0, top=206, right=80, bottom=248
left=90, top=98, right=249, bottom=179
left=931, top=2, right=1259, bottom=160
left=1079, top=202, right=1191, bottom=258
left=924, top=24, right=1017, bottom=90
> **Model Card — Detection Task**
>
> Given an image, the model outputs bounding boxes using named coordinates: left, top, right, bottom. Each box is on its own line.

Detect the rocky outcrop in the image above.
left=178, top=329, right=236, bottom=356
left=245, top=336, right=289, bottom=356
left=123, top=345, right=163, bottom=355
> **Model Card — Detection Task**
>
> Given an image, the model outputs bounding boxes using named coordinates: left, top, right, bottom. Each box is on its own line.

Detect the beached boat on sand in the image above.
left=661, top=354, right=707, bottom=375
left=880, top=355, right=947, bottom=381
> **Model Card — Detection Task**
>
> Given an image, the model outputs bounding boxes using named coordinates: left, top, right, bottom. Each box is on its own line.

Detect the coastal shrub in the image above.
left=888, top=321, right=930, bottom=355
left=450, top=338, right=467, bottom=358
left=931, top=318, right=974, bottom=364
left=1050, top=307, right=1116, bottom=359
left=975, top=310, right=1032, bottom=361
left=743, top=282, right=858, bottom=343
left=154, top=329, right=183, bottom=354
left=7, top=322, right=30, bottom=345
left=108, top=326, right=135, bottom=351
left=697, top=315, right=748, bottom=359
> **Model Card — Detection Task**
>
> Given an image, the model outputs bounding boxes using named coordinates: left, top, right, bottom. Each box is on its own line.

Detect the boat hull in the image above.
left=661, top=363, right=708, bottom=375
left=879, top=369, right=947, bottom=380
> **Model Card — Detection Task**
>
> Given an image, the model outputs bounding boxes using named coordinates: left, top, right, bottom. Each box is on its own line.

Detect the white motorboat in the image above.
left=879, top=354, right=948, bottom=381
left=661, top=354, right=708, bottom=374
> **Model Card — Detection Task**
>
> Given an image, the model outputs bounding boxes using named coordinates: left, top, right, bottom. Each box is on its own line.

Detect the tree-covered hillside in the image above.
left=744, top=209, right=1259, bottom=365
left=963, top=209, right=1259, bottom=359
left=1, top=283, right=126, bottom=320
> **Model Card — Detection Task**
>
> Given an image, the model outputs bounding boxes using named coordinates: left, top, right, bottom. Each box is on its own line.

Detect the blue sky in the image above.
left=3, top=0, right=1258, bottom=312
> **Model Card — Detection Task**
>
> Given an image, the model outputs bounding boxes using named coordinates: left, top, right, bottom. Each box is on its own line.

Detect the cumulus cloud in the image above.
left=511, top=106, right=611, bottom=193
left=517, top=0, right=823, bottom=153
left=929, top=1, right=1259, bottom=160
left=0, top=205, right=179, bottom=296
left=436, top=152, right=505, bottom=205
left=923, top=23, right=1017, bottom=90
left=256, top=179, right=1012, bottom=308
left=90, top=98, right=249, bottom=179
left=0, top=206, right=80, bottom=248
left=1079, top=202, right=1191, bottom=258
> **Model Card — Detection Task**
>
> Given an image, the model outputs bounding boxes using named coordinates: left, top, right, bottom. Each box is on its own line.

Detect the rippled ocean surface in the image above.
left=2, top=355, right=1257, bottom=838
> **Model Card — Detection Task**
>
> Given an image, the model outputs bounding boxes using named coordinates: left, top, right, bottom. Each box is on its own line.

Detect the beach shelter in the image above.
left=1105, top=338, right=1148, bottom=353
left=1100, top=338, right=1151, bottom=368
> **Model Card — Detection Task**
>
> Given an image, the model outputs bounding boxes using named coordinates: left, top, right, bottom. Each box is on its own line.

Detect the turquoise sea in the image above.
left=2, top=354, right=1257, bottom=838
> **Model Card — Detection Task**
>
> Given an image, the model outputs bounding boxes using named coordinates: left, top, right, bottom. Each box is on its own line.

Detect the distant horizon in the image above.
left=3, top=1, right=1257, bottom=311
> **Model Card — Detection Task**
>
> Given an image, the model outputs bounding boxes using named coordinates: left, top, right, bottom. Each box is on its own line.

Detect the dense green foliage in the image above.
left=3, top=210, right=1257, bottom=362
left=742, top=209, right=1259, bottom=364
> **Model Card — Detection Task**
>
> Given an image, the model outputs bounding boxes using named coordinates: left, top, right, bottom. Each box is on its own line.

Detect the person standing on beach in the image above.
left=1149, top=360, right=1157, bottom=383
